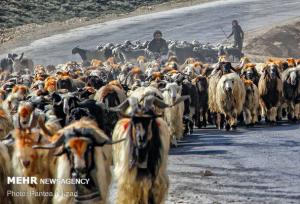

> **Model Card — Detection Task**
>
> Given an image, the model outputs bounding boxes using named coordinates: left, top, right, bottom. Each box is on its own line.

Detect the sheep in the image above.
left=33, top=119, right=117, bottom=204
left=243, top=80, right=259, bottom=126
left=112, top=98, right=170, bottom=204
left=258, top=63, right=283, bottom=124
left=162, top=82, right=185, bottom=145
left=208, top=63, right=229, bottom=129
left=216, top=73, right=246, bottom=130
left=0, top=142, right=12, bottom=204
left=281, top=67, right=300, bottom=121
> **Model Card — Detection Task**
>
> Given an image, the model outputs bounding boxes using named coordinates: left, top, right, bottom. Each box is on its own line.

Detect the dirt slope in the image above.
left=244, top=20, right=300, bottom=59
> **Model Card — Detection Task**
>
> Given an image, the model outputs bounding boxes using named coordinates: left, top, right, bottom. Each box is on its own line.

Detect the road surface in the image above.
left=165, top=123, right=300, bottom=203
left=1, top=0, right=300, bottom=65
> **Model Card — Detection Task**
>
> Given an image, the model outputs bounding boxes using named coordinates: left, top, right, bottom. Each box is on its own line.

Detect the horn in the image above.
left=171, top=95, right=190, bottom=106
left=153, top=97, right=170, bottom=108
left=28, top=110, right=35, bottom=128
left=38, top=116, right=52, bottom=136
left=143, top=95, right=169, bottom=109
left=104, top=137, right=127, bottom=145
left=19, top=53, right=24, bottom=61
left=74, top=128, right=110, bottom=146
left=1, top=132, right=15, bottom=146
left=110, top=99, right=129, bottom=112
left=32, top=134, right=65, bottom=149
left=63, top=97, right=69, bottom=114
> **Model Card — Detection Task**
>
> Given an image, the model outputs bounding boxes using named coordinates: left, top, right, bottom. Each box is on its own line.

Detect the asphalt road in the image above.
left=166, top=123, right=300, bottom=204
left=1, top=0, right=300, bottom=65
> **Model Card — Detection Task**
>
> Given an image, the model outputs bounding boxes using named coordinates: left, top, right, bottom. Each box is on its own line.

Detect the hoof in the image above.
left=230, top=125, right=237, bottom=130
left=245, top=123, right=252, bottom=128
left=282, top=109, right=287, bottom=118
left=225, top=124, right=230, bottom=131
left=258, top=115, right=262, bottom=121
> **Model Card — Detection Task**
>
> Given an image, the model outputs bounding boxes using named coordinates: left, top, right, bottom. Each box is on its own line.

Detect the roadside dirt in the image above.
left=244, top=17, right=300, bottom=61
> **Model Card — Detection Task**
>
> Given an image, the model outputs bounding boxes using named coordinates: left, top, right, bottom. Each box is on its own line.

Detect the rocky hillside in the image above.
left=0, top=0, right=168, bottom=29
left=244, top=20, right=300, bottom=58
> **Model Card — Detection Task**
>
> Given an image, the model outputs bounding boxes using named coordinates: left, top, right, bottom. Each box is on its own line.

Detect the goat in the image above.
left=258, top=63, right=283, bottom=124
left=33, top=119, right=121, bottom=204
left=112, top=96, right=171, bottom=204
left=3, top=128, right=54, bottom=204
left=281, top=67, right=300, bottom=121
left=162, top=82, right=185, bottom=145
left=243, top=80, right=259, bottom=126
left=0, top=142, right=12, bottom=204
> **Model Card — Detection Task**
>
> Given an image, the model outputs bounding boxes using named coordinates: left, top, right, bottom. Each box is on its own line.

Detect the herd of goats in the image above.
left=0, top=41, right=299, bottom=204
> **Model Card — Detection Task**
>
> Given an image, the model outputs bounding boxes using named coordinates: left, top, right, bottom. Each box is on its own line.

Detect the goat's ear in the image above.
left=19, top=53, right=24, bottom=61
left=276, top=70, right=281, bottom=79
left=287, top=76, right=291, bottom=84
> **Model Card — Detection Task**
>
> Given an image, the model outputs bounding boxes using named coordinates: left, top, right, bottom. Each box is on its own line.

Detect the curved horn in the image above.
left=109, top=98, right=129, bottom=112
left=153, top=97, right=170, bottom=108
left=32, top=134, right=65, bottom=149
left=74, top=128, right=110, bottom=146
left=172, top=95, right=190, bottom=106
left=1, top=132, right=15, bottom=146
left=19, top=53, right=24, bottom=61
left=105, top=137, right=127, bottom=145
left=28, top=110, right=35, bottom=128
left=143, top=95, right=169, bottom=109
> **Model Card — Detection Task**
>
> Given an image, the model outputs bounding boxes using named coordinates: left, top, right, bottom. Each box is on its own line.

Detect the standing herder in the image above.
left=227, top=20, right=244, bottom=51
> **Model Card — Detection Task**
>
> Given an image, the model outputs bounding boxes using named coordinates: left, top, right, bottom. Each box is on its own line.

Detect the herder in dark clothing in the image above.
left=147, top=30, right=168, bottom=55
left=227, top=20, right=244, bottom=51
